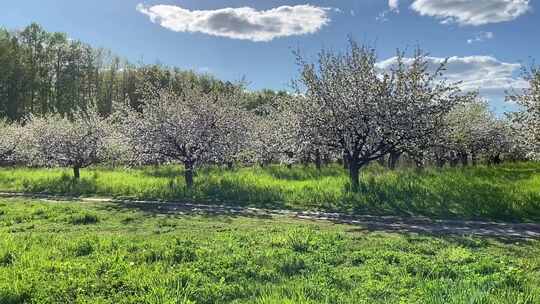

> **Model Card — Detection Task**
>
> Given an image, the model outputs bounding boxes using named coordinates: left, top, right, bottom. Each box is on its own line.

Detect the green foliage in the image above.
left=0, top=198, right=539, bottom=303
left=1, top=162, right=540, bottom=221
left=0, top=23, right=245, bottom=120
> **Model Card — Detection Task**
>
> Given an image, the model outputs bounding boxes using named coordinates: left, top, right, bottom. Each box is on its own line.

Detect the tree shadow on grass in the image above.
left=342, top=219, right=540, bottom=241
left=92, top=199, right=540, bottom=241
left=195, top=178, right=288, bottom=209
left=13, top=171, right=540, bottom=222
left=346, top=169, right=540, bottom=223
left=14, top=172, right=290, bottom=210
left=458, top=165, right=540, bottom=182
left=139, top=165, right=183, bottom=178
left=264, top=165, right=345, bottom=181
left=140, top=165, right=228, bottom=179
left=19, top=173, right=99, bottom=196
left=7, top=163, right=540, bottom=223
left=95, top=201, right=275, bottom=221
left=357, top=230, right=538, bottom=249
left=140, top=164, right=346, bottom=181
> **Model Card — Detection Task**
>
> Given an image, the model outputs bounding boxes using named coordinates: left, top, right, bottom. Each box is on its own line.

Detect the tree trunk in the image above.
left=449, top=151, right=458, bottom=167
left=489, top=154, right=502, bottom=166
left=342, top=151, right=348, bottom=170
left=286, top=152, right=294, bottom=169
left=184, top=163, right=194, bottom=189
left=435, top=157, right=445, bottom=168
left=388, top=151, right=402, bottom=170
left=323, top=153, right=331, bottom=166
left=348, top=162, right=360, bottom=192
left=73, top=166, right=80, bottom=179
left=315, top=149, right=322, bottom=171
left=460, top=153, right=468, bottom=166
left=301, top=154, right=310, bottom=167
left=415, top=159, right=425, bottom=171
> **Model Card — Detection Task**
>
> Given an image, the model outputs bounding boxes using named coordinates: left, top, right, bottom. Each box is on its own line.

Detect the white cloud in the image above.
left=467, top=31, right=494, bottom=44
left=389, top=0, right=400, bottom=12
left=410, top=0, right=530, bottom=26
left=378, top=0, right=399, bottom=22
left=136, top=4, right=333, bottom=42
left=376, top=55, right=529, bottom=100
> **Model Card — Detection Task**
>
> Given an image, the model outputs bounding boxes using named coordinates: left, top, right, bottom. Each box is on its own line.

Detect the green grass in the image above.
left=0, top=198, right=539, bottom=303
left=0, top=162, right=540, bottom=221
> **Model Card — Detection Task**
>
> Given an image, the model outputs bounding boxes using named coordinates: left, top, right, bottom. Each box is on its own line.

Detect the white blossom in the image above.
left=507, top=65, right=540, bottom=158
left=119, top=86, right=251, bottom=187
left=294, top=40, right=466, bottom=188
left=23, top=107, right=112, bottom=178
left=0, top=119, right=24, bottom=164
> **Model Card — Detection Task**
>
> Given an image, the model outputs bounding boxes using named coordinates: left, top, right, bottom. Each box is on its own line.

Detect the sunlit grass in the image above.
left=0, top=162, right=539, bottom=221
left=0, top=198, right=539, bottom=303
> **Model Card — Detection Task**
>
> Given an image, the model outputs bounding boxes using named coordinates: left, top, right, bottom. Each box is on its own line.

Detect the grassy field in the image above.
left=0, top=198, right=539, bottom=303
left=1, top=163, right=539, bottom=222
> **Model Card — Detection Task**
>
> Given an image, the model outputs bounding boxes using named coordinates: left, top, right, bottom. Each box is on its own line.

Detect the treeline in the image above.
left=0, top=23, right=284, bottom=120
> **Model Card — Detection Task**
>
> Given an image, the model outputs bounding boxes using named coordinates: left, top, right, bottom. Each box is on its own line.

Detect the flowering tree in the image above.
left=482, top=118, right=515, bottom=164
left=119, top=87, right=250, bottom=188
left=211, top=86, right=253, bottom=168
left=0, top=119, right=23, bottom=165
left=23, top=107, right=112, bottom=179
left=507, top=65, right=540, bottom=159
left=295, top=40, right=465, bottom=190
left=283, top=95, right=335, bottom=169
left=504, top=114, right=536, bottom=161
left=443, top=100, right=503, bottom=165
left=248, top=95, right=310, bottom=167
left=380, top=50, right=474, bottom=169
left=427, top=98, right=532, bottom=166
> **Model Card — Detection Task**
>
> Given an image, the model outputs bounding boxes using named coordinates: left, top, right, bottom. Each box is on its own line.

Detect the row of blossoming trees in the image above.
left=0, top=39, right=538, bottom=190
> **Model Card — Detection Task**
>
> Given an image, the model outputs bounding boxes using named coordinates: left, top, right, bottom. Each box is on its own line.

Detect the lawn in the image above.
left=0, top=162, right=539, bottom=222
left=0, top=198, right=539, bottom=303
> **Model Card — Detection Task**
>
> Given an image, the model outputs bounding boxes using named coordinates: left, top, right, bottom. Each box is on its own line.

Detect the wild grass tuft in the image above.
left=69, top=213, right=99, bottom=225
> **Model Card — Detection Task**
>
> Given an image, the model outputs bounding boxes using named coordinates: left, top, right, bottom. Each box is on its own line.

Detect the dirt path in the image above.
left=2, top=192, right=540, bottom=240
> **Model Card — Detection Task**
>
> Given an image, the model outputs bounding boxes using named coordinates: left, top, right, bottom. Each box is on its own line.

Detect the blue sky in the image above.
left=1, top=0, right=538, bottom=112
